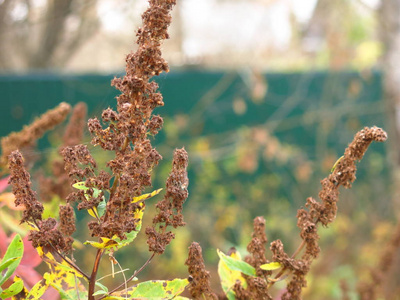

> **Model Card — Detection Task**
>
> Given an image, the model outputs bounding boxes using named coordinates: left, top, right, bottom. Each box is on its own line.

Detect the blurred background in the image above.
left=1, top=0, right=400, bottom=299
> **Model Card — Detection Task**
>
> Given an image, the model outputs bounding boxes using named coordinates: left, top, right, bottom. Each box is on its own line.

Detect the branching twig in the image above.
left=99, top=253, right=156, bottom=299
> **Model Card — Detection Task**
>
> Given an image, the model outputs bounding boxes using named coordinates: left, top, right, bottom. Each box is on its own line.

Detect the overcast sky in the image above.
left=98, top=0, right=380, bottom=59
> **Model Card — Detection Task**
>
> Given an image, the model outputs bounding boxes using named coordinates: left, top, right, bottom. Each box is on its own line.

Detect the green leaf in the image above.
left=0, top=276, right=24, bottom=299
left=97, top=198, right=107, bottom=217
left=93, top=290, right=109, bottom=296
left=0, top=234, right=23, bottom=286
left=73, top=182, right=106, bottom=218
left=43, top=272, right=87, bottom=300
left=104, top=278, right=189, bottom=299
left=0, top=257, right=20, bottom=273
left=106, top=203, right=146, bottom=254
left=218, top=249, right=247, bottom=300
left=95, top=281, right=109, bottom=293
left=217, top=249, right=256, bottom=277
left=93, top=278, right=111, bottom=296
left=108, top=219, right=142, bottom=253
left=72, top=182, right=89, bottom=190
left=85, top=202, right=145, bottom=252
left=260, top=262, right=283, bottom=271
left=331, top=156, right=344, bottom=172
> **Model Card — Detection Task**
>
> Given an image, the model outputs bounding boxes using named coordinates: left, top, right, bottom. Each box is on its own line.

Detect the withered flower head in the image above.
left=29, top=218, right=73, bottom=254
left=8, top=150, right=43, bottom=224
left=63, top=0, right=179, bottom=243
left=59, top=204, right=76, bottom=237
left=8, top=150, right=76, bottom=254
left=268, top=126, right=387, bottom=299
left=61, top=144, right=97, bottom=183
left=146, top=148, right=189, bottom=254
left=62, top=102, right=87, bottom=147
left=39, top=102, right=88, bottom=202
left=185, top=242, right=217, bottom=300
left=245, top=216, right=270, bottom=277
left=1, top=102, right=71, bottom=167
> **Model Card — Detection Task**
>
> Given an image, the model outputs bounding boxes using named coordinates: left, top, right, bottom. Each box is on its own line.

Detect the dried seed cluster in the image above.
left=1, top=102, right=71, bottom=167
left=274, top=126, right=387, bottom=299
left=185, top=242, right=217, bottom=300
left=39, top=102, right=88, bottom=202
left=58, top=0, right=181, bottom=240
left=9, top=150, right=75, bottom=254
left=7, top=0, right=186, bottom=263
left=146, top=148, right=188, bottom=254
left=185, top=126, right=387, bottom=300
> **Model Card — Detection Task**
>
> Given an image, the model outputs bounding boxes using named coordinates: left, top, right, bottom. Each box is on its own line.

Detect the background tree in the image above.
left=0, top=0, right=99, bottom=71
left=379, top=0, right=400, bottom=211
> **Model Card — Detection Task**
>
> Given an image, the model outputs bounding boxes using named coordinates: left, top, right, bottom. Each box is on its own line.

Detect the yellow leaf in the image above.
left=88, top=207, right=98, bottom=218
left=84, top=237, right=119, bottom=249
left=260, top=262, right=283, bottom=271
left=36, top=247, right=84, bottom=279
left=132, top=188, right=162, bottom=203
left=133, top=202, right=145, bottom=219
left=30, top=247, right=87, bottom=299
left=0, top=192, right=23, bottom=210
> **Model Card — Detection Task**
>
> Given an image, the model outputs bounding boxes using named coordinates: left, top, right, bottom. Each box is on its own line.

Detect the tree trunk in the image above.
left=379, top=0, right=400, bottom=213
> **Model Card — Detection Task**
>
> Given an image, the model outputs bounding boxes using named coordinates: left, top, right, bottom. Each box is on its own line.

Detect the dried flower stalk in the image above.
left=39, top=102, right=88, bottom=202
left=220, top=127, right=387, bottom=299
left=146, top=147, right=189, bottom=254
left=1, top=102, right=71, bottom=167
left=7, top=1, right=187, bottom=299
left=268, top=126, right=387, bottom=299
left=185, top=242, right=218, bottom=299
left=8, top=150, right=76, bottom=255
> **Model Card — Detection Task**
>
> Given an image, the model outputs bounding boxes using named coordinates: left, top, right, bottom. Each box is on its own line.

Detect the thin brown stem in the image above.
left=52, top=246, right=90, bottom=280
left=109, top=175, right=120, bottom=204
left=268, top=216, right=322, bottom=288
left=31, top=220, right=90, bottom=280
left=99, top=253, right=156, bottom=299
left=88, top=249, right=104, bottom=300
left=268, top=236, right=307, bottom=288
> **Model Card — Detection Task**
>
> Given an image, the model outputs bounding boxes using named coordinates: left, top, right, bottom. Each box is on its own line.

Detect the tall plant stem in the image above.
left=88, top=249, right=104, bottom=300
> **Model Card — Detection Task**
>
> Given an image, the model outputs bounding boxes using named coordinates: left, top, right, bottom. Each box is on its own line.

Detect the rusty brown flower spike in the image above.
left=62, top=102, right=87, bottom=147
left=146, top=148, right=189, bottom=254
left=267, top=126, right=387, bottom=299
left=8, top=150, right=74, bottom=254
left=39, top=102, right=88, bottom=202
left=8, top=150, right=44, bottom=224
left=1, top=102, right=71, bottom=167
left=245, top=216, right=270, bottom=277
left=185, top=242, right=218, bottom=300
left=73, top=0, right=178, bottom=242
left=6, top=1, right=186, bottom=298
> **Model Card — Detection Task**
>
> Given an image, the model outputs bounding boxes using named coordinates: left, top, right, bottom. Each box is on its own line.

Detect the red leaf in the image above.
left=0, top=176, right=10, bottom=193
left=20, top=235, right=42, bottom=268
